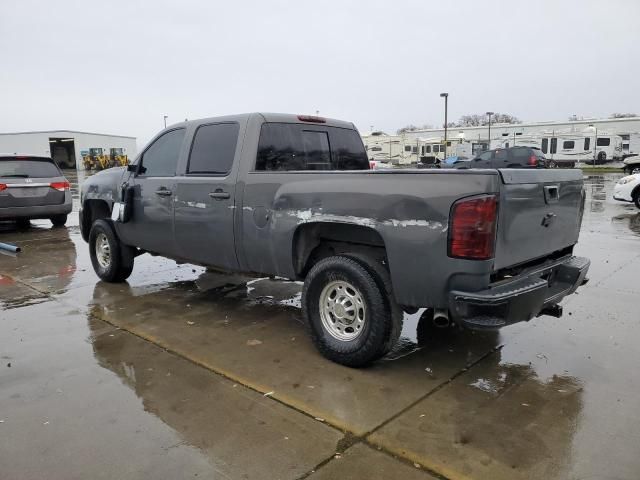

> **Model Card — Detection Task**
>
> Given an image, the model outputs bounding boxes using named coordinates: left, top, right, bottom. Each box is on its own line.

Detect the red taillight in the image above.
left=50, top=181, right=70, bottom=192
left=528, top=154, right=538, bottom=166
left=448, top=195, right=498, bottom=260
left=0, top=183, right=7, bottom=191
left=297, top=115, right=326, bottom=123
left=369, top=161, right=375, bottom=169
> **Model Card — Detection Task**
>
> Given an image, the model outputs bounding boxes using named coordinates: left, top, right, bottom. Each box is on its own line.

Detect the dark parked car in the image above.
left=0, top=154, right=72, bottom=227
left=450, top=146, right=547, bottom=169
left=80, top=113, right=589, bottom=367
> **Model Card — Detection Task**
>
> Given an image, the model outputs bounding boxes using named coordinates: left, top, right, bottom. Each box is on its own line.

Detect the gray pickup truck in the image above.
left=80, top=113, right=590, bottom=366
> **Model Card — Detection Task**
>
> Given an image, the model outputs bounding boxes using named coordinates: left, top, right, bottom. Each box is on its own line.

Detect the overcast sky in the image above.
left=1, top=0, right=638, bottom=145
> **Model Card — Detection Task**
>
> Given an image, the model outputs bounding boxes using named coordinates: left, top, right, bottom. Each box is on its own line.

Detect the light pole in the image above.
left=594, top=126, right=598, bottom=166
left=440, top=93, right=449, bottom=158
left=584, top=125, right=597, bottom=166
left=163, top=115, right=168, bottom=129
left=486, top=111, right=494, bottom=150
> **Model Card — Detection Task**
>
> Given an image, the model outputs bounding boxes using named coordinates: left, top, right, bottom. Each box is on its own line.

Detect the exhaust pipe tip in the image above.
left=432, top=308, right=450, bottom=328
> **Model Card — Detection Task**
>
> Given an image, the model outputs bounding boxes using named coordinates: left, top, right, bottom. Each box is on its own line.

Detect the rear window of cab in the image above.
left=255, top=123, right=369, bottom=171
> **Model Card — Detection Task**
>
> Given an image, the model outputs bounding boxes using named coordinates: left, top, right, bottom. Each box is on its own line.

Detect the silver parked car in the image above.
left=0, top=154, right=72, bottom=227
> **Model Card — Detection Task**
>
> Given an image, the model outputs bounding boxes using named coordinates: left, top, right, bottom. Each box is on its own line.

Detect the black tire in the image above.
left=633, top=189, right=640, bottom=210
left=50, top=214, right=67, bottom=227
left=16, top=218, right=31, bottom=229
left=88, top=219, right=135, bottom=282
left=302, top=255, right=400, bottom=367
left=597, top=151, right=606, bottom=164
left=342, top=253, right=403, bottom=356
left=547, top=160, right=557, bottom=168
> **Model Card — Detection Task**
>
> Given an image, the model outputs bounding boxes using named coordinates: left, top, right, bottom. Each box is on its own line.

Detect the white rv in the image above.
left=418, top=136, right=476, bottom=163
left=497, top=132, right=623, bottom=167
left=361, top=133, right=419, bottom=165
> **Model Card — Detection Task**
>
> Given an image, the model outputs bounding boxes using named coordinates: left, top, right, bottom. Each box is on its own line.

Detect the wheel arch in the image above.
left=292, top=222, right=388, bottom=279
left=81, top=199, right=111, bottom=242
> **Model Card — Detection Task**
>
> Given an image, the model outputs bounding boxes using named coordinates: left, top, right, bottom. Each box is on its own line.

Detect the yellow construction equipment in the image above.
left=82, top=148, right=129, bottom=170
left=110, top=148, right=129, bottom=167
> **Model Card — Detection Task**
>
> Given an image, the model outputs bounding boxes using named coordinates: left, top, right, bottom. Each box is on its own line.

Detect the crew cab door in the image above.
left=119, top=128, right=185, bottom=256
left=174, top=122, right=240, bottom=270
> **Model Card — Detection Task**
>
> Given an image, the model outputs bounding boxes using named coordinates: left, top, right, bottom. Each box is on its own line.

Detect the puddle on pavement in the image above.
left=582, top=174, right=640, bottom=237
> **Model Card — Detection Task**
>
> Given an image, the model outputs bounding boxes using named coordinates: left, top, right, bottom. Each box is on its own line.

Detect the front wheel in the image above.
left=89, top=219, right=135, bottom=282
left=634, top=190, right=640, bottom=210
left=302, top=255, right=401, bottom=367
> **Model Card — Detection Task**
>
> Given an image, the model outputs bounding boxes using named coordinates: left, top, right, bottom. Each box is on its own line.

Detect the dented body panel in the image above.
left=239, top=169, right=500, bottom=307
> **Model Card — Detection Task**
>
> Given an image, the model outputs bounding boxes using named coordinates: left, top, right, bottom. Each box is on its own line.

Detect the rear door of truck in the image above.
left=493, top=169, right=584, bottom=270
left=174, top=121, right=242, bottom=270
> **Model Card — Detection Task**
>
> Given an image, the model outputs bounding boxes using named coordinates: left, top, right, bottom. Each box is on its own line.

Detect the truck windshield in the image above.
left=0, top=157, right=61, bottom=178
left=255, top=124, right=369, bottom=171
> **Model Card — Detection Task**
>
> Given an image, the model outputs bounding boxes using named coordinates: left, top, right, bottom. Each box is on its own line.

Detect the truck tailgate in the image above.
left=494, top=169, right=584, bottom=270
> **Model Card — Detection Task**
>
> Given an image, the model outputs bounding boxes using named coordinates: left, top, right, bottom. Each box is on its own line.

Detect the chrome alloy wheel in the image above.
left=95, top=232, right=111, bottom=269
left=319, top=280, right=366, bottom=341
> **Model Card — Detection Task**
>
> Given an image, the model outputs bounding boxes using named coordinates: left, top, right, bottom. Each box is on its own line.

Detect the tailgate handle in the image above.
left=544, top=185, right=559, bottom=203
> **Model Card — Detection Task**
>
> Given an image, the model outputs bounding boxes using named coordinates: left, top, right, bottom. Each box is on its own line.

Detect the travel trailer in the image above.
left=361, top=133, right=419, bottom=165
left=497, top=132, right=623, bottom=167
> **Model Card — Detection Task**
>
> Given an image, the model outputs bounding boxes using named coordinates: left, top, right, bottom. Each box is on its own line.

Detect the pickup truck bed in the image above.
left=80, top=112, right=589, bottom=366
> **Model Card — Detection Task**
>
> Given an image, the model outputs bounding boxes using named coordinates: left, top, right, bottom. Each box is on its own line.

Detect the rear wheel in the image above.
left=302, top=255, right=402, bottom=367
left=547, top=160, right=557, bottom=168
left=50, top=214, right=67, bottom=227
left=597, top=151, right=607, bottom=163
left=89, top=219, right=135, bottom=282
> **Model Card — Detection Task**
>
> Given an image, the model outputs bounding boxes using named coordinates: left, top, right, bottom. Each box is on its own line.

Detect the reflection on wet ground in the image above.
left=1, top=172, right=640, bottom=479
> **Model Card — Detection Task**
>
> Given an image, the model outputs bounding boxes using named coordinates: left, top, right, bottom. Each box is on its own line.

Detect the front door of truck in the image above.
left=118, top=128, right=185, bottom=257
left=174, top=122, right=240, bottom=270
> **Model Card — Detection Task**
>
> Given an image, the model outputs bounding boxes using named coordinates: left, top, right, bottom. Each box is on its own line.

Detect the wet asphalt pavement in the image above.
left=1, top=171, right=639, bottom=480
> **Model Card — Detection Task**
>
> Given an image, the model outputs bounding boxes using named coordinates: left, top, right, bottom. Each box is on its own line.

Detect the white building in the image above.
left=0, top=130, right=137, bottom=169
left=403, top=117, right=640, bottom=156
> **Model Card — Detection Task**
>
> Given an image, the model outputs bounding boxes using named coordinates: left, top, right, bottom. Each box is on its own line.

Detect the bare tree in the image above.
left=451, top=113, right=521, bottom=127
left=396, top=125, right=419, bottom=134
left=610, top=113, right=638, bottom=119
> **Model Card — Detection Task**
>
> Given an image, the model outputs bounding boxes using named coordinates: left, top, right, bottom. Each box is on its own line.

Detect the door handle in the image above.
left=155, top=189, right=172, bottom=197
left=209, top=190, right=230, bottom=200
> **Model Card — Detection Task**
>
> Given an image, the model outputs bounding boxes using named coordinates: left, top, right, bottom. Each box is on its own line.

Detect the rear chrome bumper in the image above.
left=449, top=256, right=590, bottom=329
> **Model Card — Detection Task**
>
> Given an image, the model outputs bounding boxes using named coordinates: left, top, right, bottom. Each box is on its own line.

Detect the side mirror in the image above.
left=127, top=163, right=138, bottom=172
